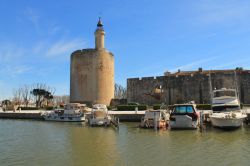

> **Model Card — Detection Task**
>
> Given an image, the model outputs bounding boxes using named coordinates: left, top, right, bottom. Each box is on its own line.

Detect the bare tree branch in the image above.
left=114, top=83, right=127, bottom=99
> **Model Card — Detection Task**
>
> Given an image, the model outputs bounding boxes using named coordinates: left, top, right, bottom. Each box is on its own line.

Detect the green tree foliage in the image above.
left=30, top=83, right=55, bottom=108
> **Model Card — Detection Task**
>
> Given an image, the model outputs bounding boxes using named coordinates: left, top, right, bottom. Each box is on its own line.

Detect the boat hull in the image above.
left=89, top=119, right=110, bottom=126
left=210, top=117, right=244, bottom=128
left=44, top=116, right=85, bottom=122
left=140, top=120, right=167, bottom=129
left=170, top=115, right=199, bottom=129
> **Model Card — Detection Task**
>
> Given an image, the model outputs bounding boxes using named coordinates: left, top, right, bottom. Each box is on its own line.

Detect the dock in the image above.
left=108, top=110, right=145, bottom=122
left=0, top=110, right=44, bottom=120
left=0, top=110, right=146, bottom=122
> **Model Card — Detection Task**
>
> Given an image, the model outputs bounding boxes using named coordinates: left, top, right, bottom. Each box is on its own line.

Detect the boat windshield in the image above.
left=173, top=106, right=195, bottom=114
left=212, top=105, right=240, bottom=112
left=214, top=91, right=236, bottom=97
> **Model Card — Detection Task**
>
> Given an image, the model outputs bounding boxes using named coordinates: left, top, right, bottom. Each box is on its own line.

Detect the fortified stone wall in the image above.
left=127, top=69, right=250, bottom=105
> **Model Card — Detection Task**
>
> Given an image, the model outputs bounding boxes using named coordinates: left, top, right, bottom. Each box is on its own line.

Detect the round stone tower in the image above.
left=70, top=18, right=114, bottom=105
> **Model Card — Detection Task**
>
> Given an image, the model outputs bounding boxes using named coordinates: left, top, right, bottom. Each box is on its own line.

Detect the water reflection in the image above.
left=0, top=120, right=250, bottom=166
left=69, top=125, right=123, bottom=166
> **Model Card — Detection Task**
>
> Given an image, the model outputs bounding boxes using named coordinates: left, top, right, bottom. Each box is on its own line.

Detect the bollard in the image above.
left=135, top=107, right=138, bottom=114
left=199, top=110, right=203, bottom=132
left=154, top=112, right=157, bottom=130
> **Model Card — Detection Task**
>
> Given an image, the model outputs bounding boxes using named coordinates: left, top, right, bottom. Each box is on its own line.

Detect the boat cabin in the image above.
left=170, top=104, right=198, bottom=121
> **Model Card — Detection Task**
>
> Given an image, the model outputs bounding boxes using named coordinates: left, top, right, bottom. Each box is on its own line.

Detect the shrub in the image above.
left=242, top=104, right=250, bottom=108
left=18, top=107, right=39, bottom=110
left=196, top=104, right=211, bottom=110
left=153, top=104, right=161, bottom=110
left=127, top=102, right=140, bottom=106
left=107, top=106, right=114, bottom=110
left=117, top=105, right=147, bottom=111
left=45, top=106, right=54, bottom=110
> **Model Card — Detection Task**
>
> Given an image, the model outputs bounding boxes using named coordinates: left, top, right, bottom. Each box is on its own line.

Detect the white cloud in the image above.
left=25, top=7, right=40, bottom=28
left=196, top=1, right=250, bottom=25
left=127, top=56, right=219, bottom=77
left=0, top=44, right=32, bottom=76
left=49, top=26, right=62, bottom=35
left=169, top=57, right=218, bottom=72
left=211, top=58, right=250, bottom=69
left=0, top=65, right=32, bottom=76
left=46, top=39, right=85, bottom=57
left=0, top=80, right=13, bottom=100
left=34, top=66, right=60, bottom=77
left=0, top=45, right=25, bottom=63
left=32, top=41, right=46, bottom=54
left=12, top=66, right=32, bottom=74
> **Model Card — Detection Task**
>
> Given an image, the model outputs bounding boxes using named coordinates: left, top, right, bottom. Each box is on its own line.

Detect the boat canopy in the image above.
left=172, top=105, right=195, bottom=114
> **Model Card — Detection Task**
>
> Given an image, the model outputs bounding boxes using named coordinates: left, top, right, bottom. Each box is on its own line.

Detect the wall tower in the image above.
left=70, top=18, right=114, bottom=105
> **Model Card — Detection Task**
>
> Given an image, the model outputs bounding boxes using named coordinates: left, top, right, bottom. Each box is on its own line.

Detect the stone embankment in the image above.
left=0, top=110, right=44, bottom=120
left=0, top=110, right=144, bottom=121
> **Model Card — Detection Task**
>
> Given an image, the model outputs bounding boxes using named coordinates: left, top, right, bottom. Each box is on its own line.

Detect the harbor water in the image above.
left=0, top=120, right=250, bottom=166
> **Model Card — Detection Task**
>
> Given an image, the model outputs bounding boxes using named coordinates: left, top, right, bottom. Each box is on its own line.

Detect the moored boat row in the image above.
left=39, top=88, right=249, bottom=131
left=42, top=103, right=117, bottom=127
left=140, top=102, right=200, bottom=130
left=139, top=88, right=249, bottom=130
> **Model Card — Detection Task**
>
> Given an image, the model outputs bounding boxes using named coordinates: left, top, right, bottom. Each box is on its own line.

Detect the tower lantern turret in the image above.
left=95, top=17, right=105, bottom=50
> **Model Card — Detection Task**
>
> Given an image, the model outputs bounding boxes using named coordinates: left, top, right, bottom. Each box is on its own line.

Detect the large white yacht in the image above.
left=88, top=104, right=111, bottom=126
left=210, top=88, right=246, bottom=128
left=43, top=103, right=86, bottom=122
left=169, top=103, right=200, bottom=129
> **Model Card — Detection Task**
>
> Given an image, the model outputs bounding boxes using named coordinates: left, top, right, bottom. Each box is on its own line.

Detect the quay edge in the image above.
left=0, top=111, right=44, bottom=120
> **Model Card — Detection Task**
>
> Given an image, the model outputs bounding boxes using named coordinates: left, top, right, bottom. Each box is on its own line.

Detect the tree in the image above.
left=53, top=95, right=70, bottom=106
left=2, top=100, right=11, bottom=106
left=114, top=83, right=127, bottom=99
left=21, top=84, right=32, bottom=107
left=30, top=83, right=55, bottom=108
left=12, top=85, right=32, bottom=107
left=12, top=87, right=22, bottom=106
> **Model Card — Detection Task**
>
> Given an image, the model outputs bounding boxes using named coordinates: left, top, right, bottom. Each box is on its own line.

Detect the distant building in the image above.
left=70, top=18, right=114, bottom=105
left=127, top=68, right=250, bottom=105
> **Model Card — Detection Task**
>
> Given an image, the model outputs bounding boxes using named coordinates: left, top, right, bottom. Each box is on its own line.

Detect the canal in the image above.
left=0, top=120, right=250, bottom=166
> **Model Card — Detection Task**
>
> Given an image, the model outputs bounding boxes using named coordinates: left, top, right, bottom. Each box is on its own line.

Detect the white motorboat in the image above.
left=43, top=103, right=86, bottom=122
left=88, top=104, right=111, bottom=126
left=210, top=88, right=246, bottom=129
left=140, top=109, right=169, bottom=129
left=169, top=103, right=200, bottom=129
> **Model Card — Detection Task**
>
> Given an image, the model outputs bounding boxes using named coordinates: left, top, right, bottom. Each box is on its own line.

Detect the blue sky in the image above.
left=1, top=0, right=250, bottom=99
